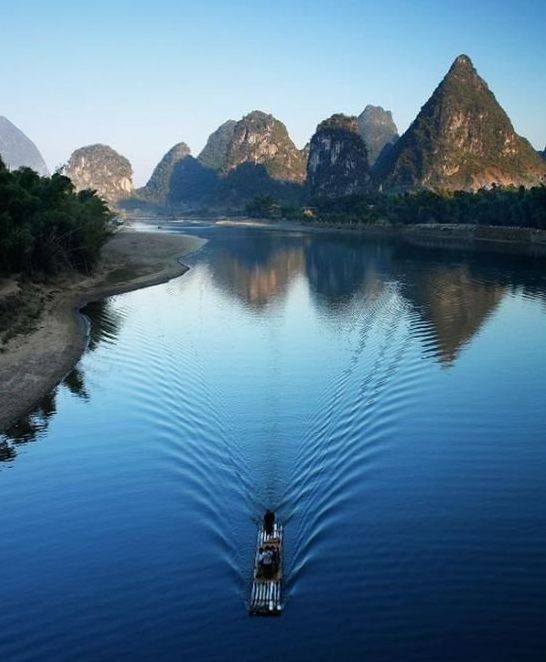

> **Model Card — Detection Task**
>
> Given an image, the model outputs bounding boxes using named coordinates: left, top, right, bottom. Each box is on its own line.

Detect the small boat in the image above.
left=249, top=521, right=283, bottom=616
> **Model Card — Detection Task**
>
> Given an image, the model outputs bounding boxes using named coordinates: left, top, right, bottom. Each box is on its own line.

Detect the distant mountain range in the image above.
left=0, top=116, right=49, bottom=176
left=34, top=54, right=546, bottom=206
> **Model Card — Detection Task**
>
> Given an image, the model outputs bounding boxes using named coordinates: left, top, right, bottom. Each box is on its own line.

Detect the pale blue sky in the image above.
left=2, top=0, right=545, bottom=184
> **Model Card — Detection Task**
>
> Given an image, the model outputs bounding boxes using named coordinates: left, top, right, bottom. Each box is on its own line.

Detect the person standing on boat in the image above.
left=264, top=510, right=275, bottom=536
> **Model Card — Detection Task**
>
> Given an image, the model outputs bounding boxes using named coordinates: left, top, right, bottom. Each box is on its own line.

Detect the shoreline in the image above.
left=129, top=209, right=546, bottom=252
left=214, top=217, right=546, bottom=252
left=0, top=231, right=206, bottom=435
left=4, top=218, right=543, bottom=437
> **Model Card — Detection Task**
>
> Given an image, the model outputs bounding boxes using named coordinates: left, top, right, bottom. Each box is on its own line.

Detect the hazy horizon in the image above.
left=3, top=0, right=545, bottom=186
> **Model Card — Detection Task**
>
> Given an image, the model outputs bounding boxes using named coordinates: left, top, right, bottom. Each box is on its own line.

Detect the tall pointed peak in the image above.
left=374, top=54, right=546, bottom=191
left=451, top=54, right=474, bottom=70
left=444, top=54, right=481, bottom=84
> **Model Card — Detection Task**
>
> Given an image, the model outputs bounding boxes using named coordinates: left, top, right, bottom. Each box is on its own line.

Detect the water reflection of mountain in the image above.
left=206, top=229, right=546, bottom=364
left=1, top=300, right=123, bottom=462
left=303, top=235, right=393, bottom=310
left=214, top=247, right=305, bottom=308
left=401, top=265, right=506, bottom=364
left=207, top=230, right=306, bottom=308
left=3, top=230, right=545, bottom=462
left=207, top=230, right=393, bottom=311
left=394, top=242, right=546, bottom=364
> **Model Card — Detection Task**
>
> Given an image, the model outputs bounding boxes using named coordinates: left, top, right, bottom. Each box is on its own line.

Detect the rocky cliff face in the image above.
left=539, top=147, right=546, bottom=161
left=64, top=144, right=133, bottom=204
left=300, top=142, right=310, bottom=168
left=307, top=114, right=370, bottom=197
left=0, top=116, right=49, bottom=176
left=375, top=55, right=546, bottom=191
left=222, top=111, right=306, bottom=182
left=357, top=105, right=399, bottom=166
left=139, top=142, right=191, bottom=202
left=168, top=155, right=219, bottom=204
left=198, top=120, right=236, bottom=171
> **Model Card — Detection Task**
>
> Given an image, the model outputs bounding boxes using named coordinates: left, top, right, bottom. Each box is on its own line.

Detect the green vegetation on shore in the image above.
left=246, top=186, right=546, bottom=229
left=0, top=157, right=113, bottom=276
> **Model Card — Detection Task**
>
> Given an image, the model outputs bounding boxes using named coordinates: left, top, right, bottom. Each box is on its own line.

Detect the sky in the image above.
left=2, top=0, right=545, bottom=185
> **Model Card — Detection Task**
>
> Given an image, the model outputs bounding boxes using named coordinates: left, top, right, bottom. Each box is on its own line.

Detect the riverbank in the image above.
left=216, top=217, right=546, bottom=251
left=0, top=231, right=205, bottom=435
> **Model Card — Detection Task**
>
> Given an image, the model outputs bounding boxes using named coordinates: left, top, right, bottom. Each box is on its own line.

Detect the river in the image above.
left=1, top=222, right=546, bottom=661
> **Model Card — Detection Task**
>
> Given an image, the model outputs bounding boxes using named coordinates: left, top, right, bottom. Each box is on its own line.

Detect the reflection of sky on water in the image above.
left=1, top=225, right=546, bottom=661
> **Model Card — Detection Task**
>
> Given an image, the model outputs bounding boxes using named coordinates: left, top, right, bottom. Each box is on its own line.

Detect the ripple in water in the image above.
left=2, top=226, right=546, bottom=661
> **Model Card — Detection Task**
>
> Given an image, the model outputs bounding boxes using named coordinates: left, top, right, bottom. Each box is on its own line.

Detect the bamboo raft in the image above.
left=249, top=522, right=283, bottom=616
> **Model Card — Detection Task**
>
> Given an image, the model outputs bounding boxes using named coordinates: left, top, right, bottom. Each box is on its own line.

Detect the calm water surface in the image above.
left=2, top=222, right=546, bottom=661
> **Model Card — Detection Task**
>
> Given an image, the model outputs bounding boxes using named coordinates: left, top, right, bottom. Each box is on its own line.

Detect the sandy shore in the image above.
left=0, top=231, right=205, bottom=434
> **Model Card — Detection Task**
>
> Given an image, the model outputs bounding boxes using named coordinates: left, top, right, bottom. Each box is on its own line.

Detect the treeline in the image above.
left=0, top=158, right=113, bottom=276
left=245, top=186, right=546, bottom=229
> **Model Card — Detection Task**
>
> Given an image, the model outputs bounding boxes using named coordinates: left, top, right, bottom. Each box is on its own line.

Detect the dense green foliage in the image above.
left=244, top=194, right=303, bottom=219
left=247, top=186, right=546, bottom=229
left=245, top=194, right=278, bottom=217
left=0, top=158, right=113, bottom=276
left=314, top=187, right=546, bottom=228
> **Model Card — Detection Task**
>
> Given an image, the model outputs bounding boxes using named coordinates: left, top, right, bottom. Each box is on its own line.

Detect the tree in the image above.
left=0, top=160, right=113, bottom=276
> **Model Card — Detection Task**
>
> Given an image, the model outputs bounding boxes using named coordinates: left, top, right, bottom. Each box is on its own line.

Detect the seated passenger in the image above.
left=258, top=548, right=274, bottom=578
left=267, top=545, right=279, bottom=573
